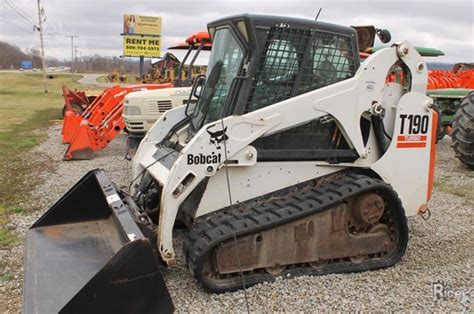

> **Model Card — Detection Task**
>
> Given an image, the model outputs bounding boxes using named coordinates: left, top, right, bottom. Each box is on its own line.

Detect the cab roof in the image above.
left=207, top=14, right=357, bottom=39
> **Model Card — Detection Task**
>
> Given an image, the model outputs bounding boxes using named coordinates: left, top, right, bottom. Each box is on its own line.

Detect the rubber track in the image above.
left=183, top=173, right=409, bottom=293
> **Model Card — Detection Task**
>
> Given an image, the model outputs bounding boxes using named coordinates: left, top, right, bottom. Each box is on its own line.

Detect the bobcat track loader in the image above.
left=24, top=14, right=437, bottom=312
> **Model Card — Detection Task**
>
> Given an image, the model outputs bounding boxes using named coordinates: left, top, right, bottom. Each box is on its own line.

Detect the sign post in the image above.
left=122, top=14, right=162, bottom=82
left=140, top=56, right=144, bottom=81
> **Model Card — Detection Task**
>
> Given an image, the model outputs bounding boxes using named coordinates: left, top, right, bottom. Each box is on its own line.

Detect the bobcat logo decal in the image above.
left=206, top=126, right=228, bottom=149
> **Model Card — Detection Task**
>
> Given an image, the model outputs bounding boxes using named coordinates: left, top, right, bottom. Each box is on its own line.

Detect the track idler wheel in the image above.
left=265, top=265, right=286, bottom=275
left=350, top=193, right=385, bottom=226
left=309, top=259, right=329, bottom=269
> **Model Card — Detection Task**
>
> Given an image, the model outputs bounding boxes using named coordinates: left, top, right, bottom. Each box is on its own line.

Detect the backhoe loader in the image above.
left=123, top=32, right=211, bottom=142
left=62, top=32, right=211, bottom=160
left=24, top=14, right=438, bottom=312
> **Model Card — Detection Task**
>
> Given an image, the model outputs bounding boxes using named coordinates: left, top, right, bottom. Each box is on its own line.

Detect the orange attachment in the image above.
left=62, top=88, right=106, bottom=144
left=63, top=83, right=172, bottom=160
left=62, top=85, right=90, bottom=112
left=385, top=69, right=474, bottom=90
left=61, top=85, right=94, bottom=143
left=427, top=69, right=474, bottom=90
left=168, top=32, right=211, bottom=50
left=62, top=112, right=83, bottom=144
left=185, top=32, right=211, bottom=46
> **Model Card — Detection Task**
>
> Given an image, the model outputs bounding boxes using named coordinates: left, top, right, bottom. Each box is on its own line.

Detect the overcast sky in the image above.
left=0, top=0, right=472, bottom=63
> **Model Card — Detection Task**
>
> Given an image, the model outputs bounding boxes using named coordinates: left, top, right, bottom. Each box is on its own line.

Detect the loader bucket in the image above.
left=23, top=169, right=174, bottom=313
left=63, top=120, right=95, bottom=160
left=61, top=111, right=83, bottom=144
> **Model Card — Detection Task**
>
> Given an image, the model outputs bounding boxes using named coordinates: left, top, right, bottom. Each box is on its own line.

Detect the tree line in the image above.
left=0, top=41, right=147, bottom=74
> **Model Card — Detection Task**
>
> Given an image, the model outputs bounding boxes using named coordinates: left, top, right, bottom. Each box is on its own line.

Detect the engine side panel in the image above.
left=371, top=92, right=436, bottom=216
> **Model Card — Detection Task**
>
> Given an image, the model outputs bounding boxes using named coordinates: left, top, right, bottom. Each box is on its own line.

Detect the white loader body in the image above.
left=133, top=41, right=437, bottom=264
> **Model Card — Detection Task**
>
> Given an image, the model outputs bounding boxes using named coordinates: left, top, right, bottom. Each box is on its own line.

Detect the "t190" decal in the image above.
left=399, top=114, right=429, bottom=135
left=397, top=114, right=430, bottom=148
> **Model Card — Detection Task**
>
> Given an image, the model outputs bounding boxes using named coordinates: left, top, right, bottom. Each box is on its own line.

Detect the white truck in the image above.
left=124, top=46, right=210, bottom=139
left=123, top=87, right=194, bottom=136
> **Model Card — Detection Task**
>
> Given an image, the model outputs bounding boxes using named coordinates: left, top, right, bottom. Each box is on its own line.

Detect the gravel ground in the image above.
left=0, top=125, right=472, bottom=312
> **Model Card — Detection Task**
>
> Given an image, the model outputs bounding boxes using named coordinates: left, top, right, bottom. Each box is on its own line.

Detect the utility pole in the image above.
left=139, top=35, right=144, bottom=82
left=139, top=56, right=144, bottom=82
left=78, top=51, right=83, bottom=73
left=74, top=45, right=79, bottom=73
left=66, top=35, right=78, bottom=80
left=36, top=0, right=47, bottom=93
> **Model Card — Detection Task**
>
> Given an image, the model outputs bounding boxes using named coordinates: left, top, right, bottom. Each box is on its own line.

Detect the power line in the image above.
left=0, top=16, right=30, bottom=32
left=2, top=1, right=65, bottom=39
left=4, top=0, right=36, bottom=26
left=4, top=0, right=37, bottom=27
left=0, top=16, right=32, bottom=33
left=44, top=31, right=67, bottom=39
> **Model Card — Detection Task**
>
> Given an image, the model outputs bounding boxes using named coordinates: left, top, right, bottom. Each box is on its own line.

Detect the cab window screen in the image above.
left=246, top=27, right=356, bottom=112
left=247, top=27, right=311, bottom=111
left=297, top=32, right=356, bottom=93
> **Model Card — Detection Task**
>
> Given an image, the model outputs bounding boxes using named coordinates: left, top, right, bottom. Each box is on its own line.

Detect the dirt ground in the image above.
left=0, top=126, right=472, bottom=312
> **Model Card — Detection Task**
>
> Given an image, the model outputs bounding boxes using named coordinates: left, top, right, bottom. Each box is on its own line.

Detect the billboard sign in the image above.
left=123, top=36, right=161, bottom=57
left=123, top=14, right=161, bottom=35
left=21, top=60, right=33, bottom=69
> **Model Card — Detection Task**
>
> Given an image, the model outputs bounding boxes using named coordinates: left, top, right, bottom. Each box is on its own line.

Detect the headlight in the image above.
left=124, top=105, right=141, bottom=115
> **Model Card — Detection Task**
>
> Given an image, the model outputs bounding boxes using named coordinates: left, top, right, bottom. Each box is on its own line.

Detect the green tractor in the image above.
left=426, top=63, right=474, bottom=169
left=449, top=91, right=474, bottom=169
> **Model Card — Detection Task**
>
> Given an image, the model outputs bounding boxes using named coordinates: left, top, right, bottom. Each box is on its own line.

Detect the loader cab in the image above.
left=189, top=14, right=360, bottom=137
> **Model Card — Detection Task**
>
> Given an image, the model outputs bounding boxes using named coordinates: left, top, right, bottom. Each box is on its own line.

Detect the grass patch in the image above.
left=0, top=73, right=96, bottom=128
left=433, top=176, right=474, bottom=203
left=0, top=206, right=18, bottom=247
left=0, top=108, right=62, bottom=207
left=0, top=73, right=99, bottom=249
left=0, top=73, right=92, bottom=207
left=96, top=75, right=109, bottom=83
left=0, top=273, right=14, bottom=283
left=0, top=206, right=22, bottom=248
left=0, top=206, right=25, bottom=215
left=0, top=108, right=61, bottom=155
left=0, top=228, right=18, bottom=247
